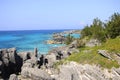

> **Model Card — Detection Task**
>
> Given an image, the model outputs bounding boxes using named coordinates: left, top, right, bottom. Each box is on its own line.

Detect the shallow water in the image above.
left=0, top=30, right=65, bottom=54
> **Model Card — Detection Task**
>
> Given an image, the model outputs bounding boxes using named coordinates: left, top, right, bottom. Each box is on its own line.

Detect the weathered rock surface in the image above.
left=86, top=39, right=101, bottom=47
left=54, top=62, right=120, bottom=80
left=0, top=47, right=38, bottom=79
left=17, top=51, right=32, bottom=62
left=47, top=34, right=65, bottom=44
left=21, top=67, right=52, bottom=80
left=98, top=50, right=120, bottom=64
left=9, top=74, right=18, bottom=80
left=0, top=48, right=23, bottom=79
left=68, top=40, right=78, bottom=48
left=98, top=50, right=112, bottom=59
left=0, top=46, right=119, bottom=80
left=46, top=40, right=79, bottom=68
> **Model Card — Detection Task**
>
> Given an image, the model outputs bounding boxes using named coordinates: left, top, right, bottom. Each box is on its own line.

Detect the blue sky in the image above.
left=0, top=0, right=120, bottom=30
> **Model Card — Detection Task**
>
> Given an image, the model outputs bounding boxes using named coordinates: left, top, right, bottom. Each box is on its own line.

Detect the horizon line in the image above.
left=0, top=29, right=82, bottom=31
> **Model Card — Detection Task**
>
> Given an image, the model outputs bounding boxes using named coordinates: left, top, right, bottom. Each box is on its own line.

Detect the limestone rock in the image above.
left=18, top=52, right=32, bottom=61
left=86, top=39, right=101, bottom=47
left=21, top=67, right=52, bottom=80
left=0, top=48, right=23, bottom=79
left=54, top=62, right=120, bottom=80
left=9, top=74, right=18, bottom=80
left=69, top=40, right=78, bottom=48
left=98, top=50, right=112, bottom=59
left=8, top=48, right=16, bottom=64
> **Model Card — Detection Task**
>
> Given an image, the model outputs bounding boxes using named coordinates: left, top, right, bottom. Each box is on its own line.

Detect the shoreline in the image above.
left=0, top=35, right=120, bottom=80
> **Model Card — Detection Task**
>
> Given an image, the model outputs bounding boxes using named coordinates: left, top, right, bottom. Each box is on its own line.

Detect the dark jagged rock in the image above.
left=0, top=60, right=3, bottom=75
left=34, top=48, right=38, bottom=57
left=0, top=48, right=23, bottom=79
left=38, top=55, right=44, bottom=68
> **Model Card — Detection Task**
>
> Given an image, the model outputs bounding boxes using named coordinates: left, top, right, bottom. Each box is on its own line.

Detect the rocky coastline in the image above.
left=0, top=30, right=120, bottom=80
left=0, top=39, right=79, bottom=80
left=0, top=39, right=120, bottom=80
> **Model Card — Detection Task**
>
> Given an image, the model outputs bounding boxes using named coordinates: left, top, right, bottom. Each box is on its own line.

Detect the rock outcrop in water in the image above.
left=47, top=30, right=81, bottom=44
left=47, top=34, right=65, bottom=44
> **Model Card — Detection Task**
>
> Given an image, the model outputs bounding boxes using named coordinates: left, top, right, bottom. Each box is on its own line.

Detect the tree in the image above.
left=106, top=13, right=120, bottom=38
left=81, top=18, right=106, bottom=42
left=81, top=25, right=92, bottom=38
left=90, top=18, right=106, bottom=41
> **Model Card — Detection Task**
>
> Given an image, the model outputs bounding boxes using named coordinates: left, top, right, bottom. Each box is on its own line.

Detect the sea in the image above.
left=0, top=30, right=67, bottom=54
left=0, top=30, right=80, bottom=54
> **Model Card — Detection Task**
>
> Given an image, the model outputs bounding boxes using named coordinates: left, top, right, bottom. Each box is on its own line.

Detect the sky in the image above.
left=0, top=0, right=120, bottom=30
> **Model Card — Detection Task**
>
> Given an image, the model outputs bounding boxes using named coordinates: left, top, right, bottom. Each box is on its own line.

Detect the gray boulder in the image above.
left=86, top=39, right=101, bottom=47
left=18, top=51, right=32, bottom=62
left=8, top=48, right=16, bottom=64
left=69, top=40, right=78, bottom=48
left=0, top=49, right=9, bottom=66
left=18, top=48, right=38, bottom=62
left=9, top=74, right=18, bottom=80
left=54, top=62, right=120, bottom=80
left=98, top=50, right=112, bottom=60
left=21, top=67, right=52, bottom=80
left=46, top=53, right=56, bottom=67
left=22, top=58, right=37, bottom=68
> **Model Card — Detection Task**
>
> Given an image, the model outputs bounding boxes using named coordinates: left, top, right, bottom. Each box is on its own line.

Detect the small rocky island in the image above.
left=47, top=30, right=80, bottom=44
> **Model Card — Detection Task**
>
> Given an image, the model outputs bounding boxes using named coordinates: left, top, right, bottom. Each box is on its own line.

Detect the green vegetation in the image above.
left=66, top=37, right=120, bottom=69
left=101, top=37, right=120, bottom=53
left=81, top=12, right=120, bottom=42
left=55, top=13, right=120, bottom=69
left=65, top=13, right=120, bottom=69
left=105, top=13, right=120, bottom=39
left=65, top=34, right=74, bottom=45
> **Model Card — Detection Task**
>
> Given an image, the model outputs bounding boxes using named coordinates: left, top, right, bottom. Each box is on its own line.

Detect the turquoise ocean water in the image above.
left=0, top=30, right=67, bottom=54
left=0, top=30, right=80, bottom=54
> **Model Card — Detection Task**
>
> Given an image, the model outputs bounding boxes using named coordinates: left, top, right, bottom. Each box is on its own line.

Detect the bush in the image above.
left=65, top=34, right=74, bottom=45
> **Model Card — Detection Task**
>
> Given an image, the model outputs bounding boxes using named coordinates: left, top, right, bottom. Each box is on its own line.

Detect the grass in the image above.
left=66, top=37, right=120, bottom=69
left=101, top=37, right=120, bottom=53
